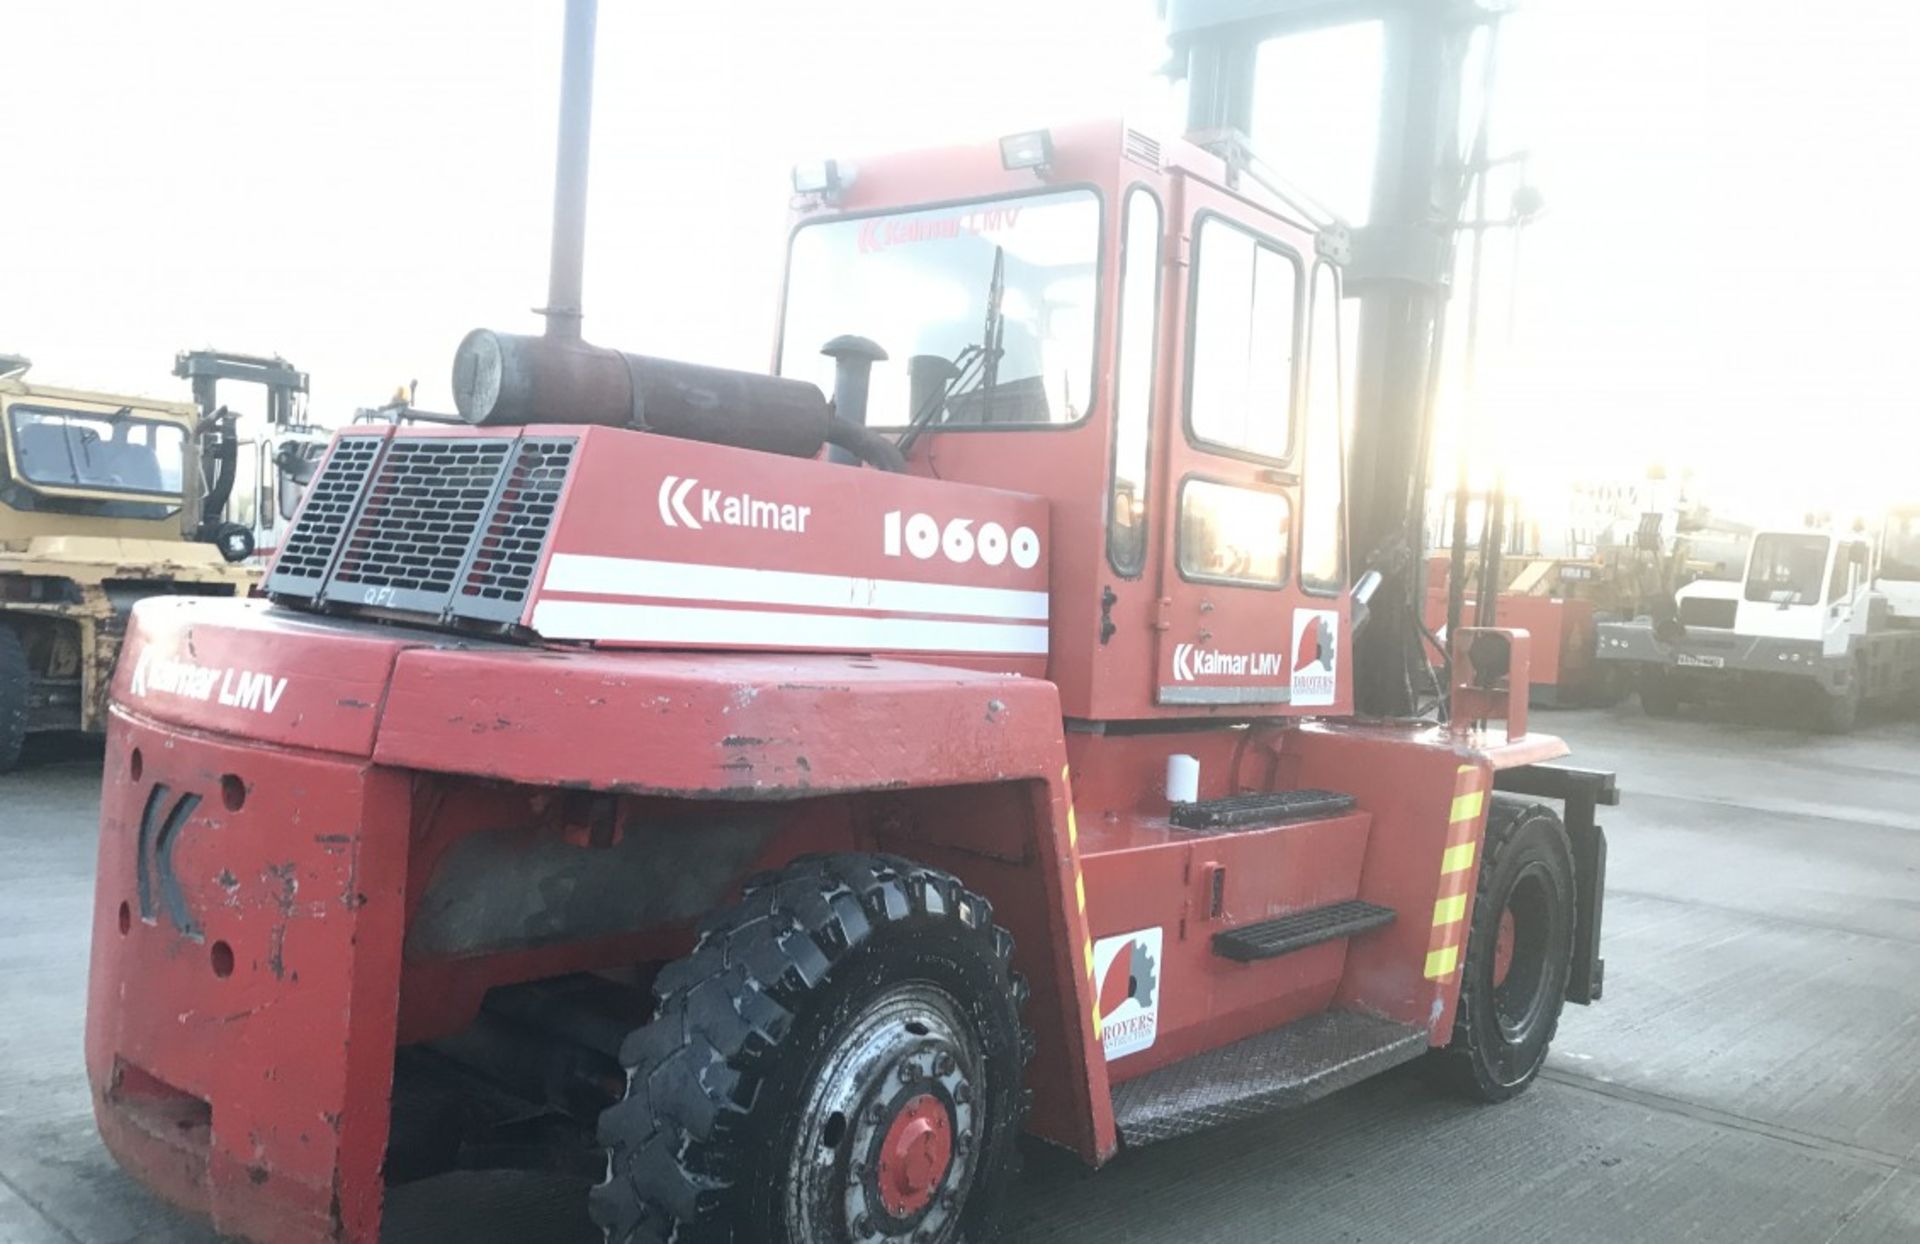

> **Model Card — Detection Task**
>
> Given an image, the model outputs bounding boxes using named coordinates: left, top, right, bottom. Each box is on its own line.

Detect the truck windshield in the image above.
left=7, top=404, right=185, bottom=497
left=1743, top=533, right=1829, bottom=605
left=778, top=189, right=1100, bottom=429
left=1884, top=510, right=1920, bottom=582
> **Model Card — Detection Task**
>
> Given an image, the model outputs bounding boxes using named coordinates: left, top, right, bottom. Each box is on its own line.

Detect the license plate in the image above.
left=1675, top=653, right=1725, bottom=669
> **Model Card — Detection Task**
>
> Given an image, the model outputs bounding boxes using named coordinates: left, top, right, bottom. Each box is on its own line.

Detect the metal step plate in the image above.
left=1169, top=789, right=1357, bottom=832
left=1112, top=1011, right=1429, bottom=1146
left=1211, top=900, right=1396, bottom=963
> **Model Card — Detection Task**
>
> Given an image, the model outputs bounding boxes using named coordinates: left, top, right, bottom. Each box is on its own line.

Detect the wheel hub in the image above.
left=787, top=984, right=980, bottom=1243
left=1493, top=906, right=1517, bottom=987
left=875, top=1093, right=953, bottom=1217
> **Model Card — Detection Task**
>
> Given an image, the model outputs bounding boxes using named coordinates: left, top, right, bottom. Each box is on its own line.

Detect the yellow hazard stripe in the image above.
left=1433, top=893, right=1467, bottom=926
left=1067, top=804, right=1078, bottom=849
left=1440, top=842, right=1476, bottom=874
left=1075, top=873, right=1086, bottom=912
left=1083, top=938, right=1094, bottom=977
left=1424, top=944, right=1460, bottom=979
left=1450, top=789, right=1484, bottom=824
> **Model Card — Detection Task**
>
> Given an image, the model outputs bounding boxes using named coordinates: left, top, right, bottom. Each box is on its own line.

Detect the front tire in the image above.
left=0, top=623, right=29, bottom=773
left=1429, top=798, right=1576, bottom=1102
left=1638, top=669, right=1681, bottom=718
left=1815, top=658, right=1863, bottom=734
left=591, top=854, right=1029, bottom=1244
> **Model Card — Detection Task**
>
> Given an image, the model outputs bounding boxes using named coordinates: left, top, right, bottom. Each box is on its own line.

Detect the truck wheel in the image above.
left=591, top=853, right=1030, bottom=1244
left=1638, top=671, right=1681, bottom=718
left=1428, top=798, right=1576, bottom=1103
left=0, top=624, right=28, bottom=773
left=1816, top=660, right=1863, bottom=734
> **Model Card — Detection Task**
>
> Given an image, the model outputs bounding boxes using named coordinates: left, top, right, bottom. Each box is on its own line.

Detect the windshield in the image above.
left=7, top=404, right=184, bottom=496
left=779, top=189, right=1100, bottom=429
left=1884, top=510, right=1920, bottom=581
left=1744, top=533, right=1829, bottom=605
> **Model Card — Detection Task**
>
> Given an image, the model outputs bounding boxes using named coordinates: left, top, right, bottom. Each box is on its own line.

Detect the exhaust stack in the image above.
left=451, top=0, right=901, bottom=470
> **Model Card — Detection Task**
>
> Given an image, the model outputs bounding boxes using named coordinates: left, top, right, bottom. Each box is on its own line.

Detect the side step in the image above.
left=1211, top=900, right=1395, bottom=963
left=1170, top=789, right=1356, bottom=832
left=1111, top=1011, right=1429, bottom=1146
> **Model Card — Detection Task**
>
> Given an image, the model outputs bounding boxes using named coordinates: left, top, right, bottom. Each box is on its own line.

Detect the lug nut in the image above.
left=899, top=1063, right=917, bottom=1084
left=953, top=1083, right=972, bottom=1105
left=869, top=1102, right=888, bottom=1122
left=935, top=1053, right=956, bottom=1076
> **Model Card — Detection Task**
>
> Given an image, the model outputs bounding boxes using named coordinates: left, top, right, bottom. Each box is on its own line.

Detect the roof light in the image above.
left=999, top=130, right=1054, bottom=174
left=792, top=158, right=853, bottom=200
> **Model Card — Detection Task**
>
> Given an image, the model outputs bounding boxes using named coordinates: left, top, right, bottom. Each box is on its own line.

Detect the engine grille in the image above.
left=1679, top=595, right=1737, bottom=629
left=327, top=437, right=515, bottom=612
left=454, top=437, right=577, bottom=623
left=267, top=436, right=382, bottom=595
left=265, top=430, right=577, bottom=628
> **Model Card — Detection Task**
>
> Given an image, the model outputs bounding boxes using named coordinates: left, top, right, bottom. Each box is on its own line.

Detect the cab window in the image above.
left=1107, top=188, right=1161, bottom=575
left=1186, top=215, right=1299, bottom=460
left=1299, top=262, right=1345, bottom=593
left=1178, top=478, right=1291, bottom=586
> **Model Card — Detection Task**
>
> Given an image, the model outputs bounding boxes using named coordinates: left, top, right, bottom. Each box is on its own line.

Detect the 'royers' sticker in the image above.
left=1290, top=609, right=1339, bottom=707
left=1094, top=927, right=1162, bottom=1060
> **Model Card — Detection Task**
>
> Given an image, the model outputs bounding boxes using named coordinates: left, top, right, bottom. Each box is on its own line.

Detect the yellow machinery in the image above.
left=0, top=355, right=254, bottom=770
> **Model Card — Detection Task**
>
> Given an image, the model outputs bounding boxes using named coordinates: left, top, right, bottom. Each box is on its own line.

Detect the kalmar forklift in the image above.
left=84, top=2, right=1614, bottom=1241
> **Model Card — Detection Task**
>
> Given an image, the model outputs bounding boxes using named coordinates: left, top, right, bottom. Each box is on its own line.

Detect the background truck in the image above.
left=1598, top=525, right=1920, bottom=731
left=83, top=3, right=1612, bottom=1243
left=0, top=355, right=256, bottom=770
left=1424, top=484, right=1729, bottom=706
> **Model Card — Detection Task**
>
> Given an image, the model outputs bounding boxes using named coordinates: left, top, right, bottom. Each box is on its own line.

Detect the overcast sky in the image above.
left=3, top=0, right=1915, bottom=526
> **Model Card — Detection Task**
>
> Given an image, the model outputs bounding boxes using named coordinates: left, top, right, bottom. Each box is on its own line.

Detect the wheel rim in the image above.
left=787, top=982, right=980, bottom=1242
left=1492, top=863, right=1554, bottom=1041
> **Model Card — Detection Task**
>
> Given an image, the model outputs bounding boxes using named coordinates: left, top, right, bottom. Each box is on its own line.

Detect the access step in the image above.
left=1111, top=1011, right=1429, bottom=1146
left=1170, top=788, right=1356, bottom=832
left=1211, top=900, right=1396, bottom=963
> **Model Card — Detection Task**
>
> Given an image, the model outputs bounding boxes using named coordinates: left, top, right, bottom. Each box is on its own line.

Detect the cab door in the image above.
left=1151, top=173, right=1350, bottom=712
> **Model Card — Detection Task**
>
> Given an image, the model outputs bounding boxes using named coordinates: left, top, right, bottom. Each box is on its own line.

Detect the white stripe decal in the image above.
left=542, top=553, right=1049, bottom=621
left=530, top=599, right=1050, bottom=654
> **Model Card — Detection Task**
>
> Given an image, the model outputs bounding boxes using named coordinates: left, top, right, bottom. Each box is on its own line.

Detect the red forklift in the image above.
left=84, top=2, right=1613, bottom=1241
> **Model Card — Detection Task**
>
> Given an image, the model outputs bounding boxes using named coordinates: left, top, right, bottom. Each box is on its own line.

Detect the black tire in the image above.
left=1638, top=670, right=1681, bottom=718
left=1815, top=659, right=1863, bottom=734
left=0, top=623, right=29, bottom=774
left=1428, top=797, right=1576, bottom=1103
left=591, top=853, right=1030, bottom=1244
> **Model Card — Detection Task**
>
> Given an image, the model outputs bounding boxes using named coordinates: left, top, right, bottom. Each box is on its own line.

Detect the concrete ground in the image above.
left=3, top=701, right=1918, bottom=1242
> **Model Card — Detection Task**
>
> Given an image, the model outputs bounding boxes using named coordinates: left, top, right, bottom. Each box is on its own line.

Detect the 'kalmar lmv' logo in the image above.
left=130, top=649, right=287, bottom=715
left=658, top=476, right=812, bottom=534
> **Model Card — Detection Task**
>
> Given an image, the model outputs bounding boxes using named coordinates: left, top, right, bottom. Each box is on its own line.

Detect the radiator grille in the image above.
left=266, top=429, right=578, bottom=628
left=450, top=438, right=577, bottom=623
left=322, top=437, right=514, bottom=613
left=1679, top=595, right=1737, bottom=629
left=265, top=436, right=382, bottom=597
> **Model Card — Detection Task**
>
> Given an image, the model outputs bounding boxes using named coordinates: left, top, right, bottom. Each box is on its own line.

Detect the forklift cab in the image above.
left=778, top=121, right=1351, bottom=722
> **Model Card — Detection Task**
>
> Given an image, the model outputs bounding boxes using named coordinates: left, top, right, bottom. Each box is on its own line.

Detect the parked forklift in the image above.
left=0, top=355, right=258, bottom=771
left=84, top=3, right=1614, bottom=1242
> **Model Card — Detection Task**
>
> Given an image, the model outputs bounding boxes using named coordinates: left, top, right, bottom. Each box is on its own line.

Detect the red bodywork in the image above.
left=86, top=121, right=1575, bottom=1242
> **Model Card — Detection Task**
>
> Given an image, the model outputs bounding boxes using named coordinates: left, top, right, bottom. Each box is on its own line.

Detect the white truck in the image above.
left=1597, top=525, right=1920, bottom=731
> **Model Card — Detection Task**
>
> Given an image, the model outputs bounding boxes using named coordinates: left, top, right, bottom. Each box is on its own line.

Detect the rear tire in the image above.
left=1638, top=670, right=1681, bottom=718
left=1428, top=797, right=1576, bottom=1103
left=591, top=853, right=1030, bottom=1244
left=0, top=624, right=29, bottom=774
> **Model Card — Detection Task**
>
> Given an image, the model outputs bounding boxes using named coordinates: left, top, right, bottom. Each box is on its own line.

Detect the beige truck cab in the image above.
left=0, top=356, right=252, bottom=769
